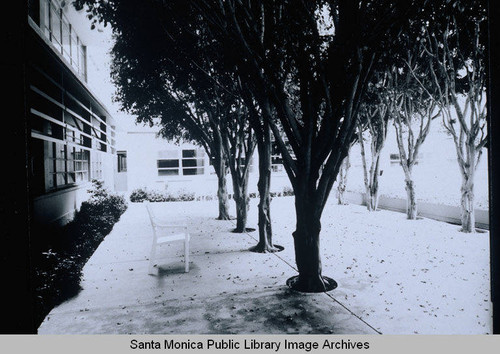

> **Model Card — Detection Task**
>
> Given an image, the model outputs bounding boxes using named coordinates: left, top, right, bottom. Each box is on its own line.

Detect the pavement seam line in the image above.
left=230, top=219, right=383, bottom=335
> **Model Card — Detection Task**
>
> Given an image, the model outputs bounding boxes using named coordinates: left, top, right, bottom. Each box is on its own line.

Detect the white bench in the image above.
left=144, top=201, right=190, bottom=274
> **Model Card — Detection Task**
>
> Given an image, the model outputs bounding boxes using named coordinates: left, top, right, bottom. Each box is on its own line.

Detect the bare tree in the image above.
left=217, top=104, right=257, bottom=233
left=357, top=83, right=390, bottom=211
left=390, top=51, right=438, bottom=220
left=420, top=1, right=487, bottom=232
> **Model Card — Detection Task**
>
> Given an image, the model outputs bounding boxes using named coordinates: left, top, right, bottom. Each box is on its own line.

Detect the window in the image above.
left=70, top=31, right=79, bottom=67
left=182, top=149, right=205, bottom=175
left=390, top=153, right=400, bottom=164
left=157, top=150, right=180, bottom=176
left=49, top=2, right=62, bottom=52
left=117, top=151, right=127, bottom=172
left=39, top=0, right=87, bottom=81
left=61, top=18, right=71, bottom=62
left=45, top=141, right=89, bottom=191
left=72, top=148, right=90, bottom=182
left=157, top=149, right=206, bottom=176
left=78, top=44, right=87, bottom=81
left=390, top=152, right=422, bottom=165
left=91, top=150, right=103, bottom=180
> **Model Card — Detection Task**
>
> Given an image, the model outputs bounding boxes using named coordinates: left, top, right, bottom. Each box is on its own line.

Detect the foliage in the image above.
left=282, top=186, right=295, bottom=196
left=129, top=188, right=149, bottom=203
left=32, top=180, right=128, bottom=328
left=73, top=0, right=468, bottom=290
left=129, top=188, right=195, bottom=203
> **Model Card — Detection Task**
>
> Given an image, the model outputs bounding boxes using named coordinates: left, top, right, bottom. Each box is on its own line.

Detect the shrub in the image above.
left=282, top=186, right=294, bottom=196
left=148, top=189, right=170, bottom=202
left=174, top=189, right=195, bottom=201
left=32, top=180, right=128, bottom=328
left=129, top=188, right=196, bottom=202
left=129, top=188, right=150, bottom=202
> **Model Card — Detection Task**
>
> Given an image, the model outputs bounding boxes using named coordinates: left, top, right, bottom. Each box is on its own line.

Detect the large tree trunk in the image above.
left=287, top=191, right=337, bottom=293
left=215, top=156, right=231, bottom=220
left=460, top=169, right=475, bottom=233
left=337, top=154, right=350, bottom=205
left=405, top=176, right=417, bottom=220
left=249, top=129, right=283, bottom=252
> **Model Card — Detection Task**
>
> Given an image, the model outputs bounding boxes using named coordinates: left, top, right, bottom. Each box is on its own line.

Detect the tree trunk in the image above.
left=364, top=165, right=380, bottom=211
left=287, top=192, right=337, bottom=293
left=337, top=155, right=350, bottom=205
left=232, top=171, right=252, bottom=233
left=249, top=130, right=283, bottom=252
left=359, top=128, right=381, bottom=212
left=215, top=157, right=231, bottom=220
left=460, top=175, right=475, bottom=233
left=365, top=184, right=379, bottom=211
left=405, top=177, right=417, bottom=220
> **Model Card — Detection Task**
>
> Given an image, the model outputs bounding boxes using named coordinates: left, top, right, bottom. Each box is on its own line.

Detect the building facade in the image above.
left=115, top=125, right=293, bottom=196
left=27, top=0, right=117, bottom=225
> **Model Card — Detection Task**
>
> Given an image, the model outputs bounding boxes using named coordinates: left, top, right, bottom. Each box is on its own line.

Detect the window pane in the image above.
left=183, top=168, right=204, bottom=176
left=71, top=33, right=78, bottom=66
left=182, top=149, right=204, bottom=158
left=56, top=159, right=66, bottom=171
left=50, top=6, right=61, bottom=48
left=56, top=173, right=66, bottom=186
left=182, top=159, right=198, bottom=168
left=67, top=160, right=75, bottom=172
left=62, top=19, right=71, bottom=61
left=42, top=0, right=50, bottom=36
left=158, top=169, right=179, bottom=176
left=182, top=149, right=196, bottom=158
left=158, top=150, right=178, bottom=159
left=79, top=45, right=87, bottom=79
left=117, top=152, right=127, bottom=172
left=158, top=159, right=179, bottom=168
left=55, top=144, right=65, bottom=159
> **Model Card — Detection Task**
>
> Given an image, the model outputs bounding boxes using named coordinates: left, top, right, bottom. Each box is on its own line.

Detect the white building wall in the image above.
left=342, top=123, right=489, bottom=209
left=116, top=126, right=293, bottom=196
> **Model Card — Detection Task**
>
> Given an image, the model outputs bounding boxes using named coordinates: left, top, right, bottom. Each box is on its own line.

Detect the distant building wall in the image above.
left=116, top=129, right=293, bottom=196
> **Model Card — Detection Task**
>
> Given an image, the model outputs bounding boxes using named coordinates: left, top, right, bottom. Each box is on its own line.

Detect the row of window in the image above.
left=40, top=0, right=87, bottom=81
left=157, top=149, right=206, bottom=176
left=31, top=139, right=104, bottom=195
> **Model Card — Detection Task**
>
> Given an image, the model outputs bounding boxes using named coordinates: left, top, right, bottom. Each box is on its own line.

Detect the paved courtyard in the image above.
left=38, top=197, right=492, bottom=334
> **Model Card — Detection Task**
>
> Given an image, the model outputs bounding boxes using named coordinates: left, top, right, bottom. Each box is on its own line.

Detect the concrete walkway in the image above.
left=38, top=200, right=380, bottom=335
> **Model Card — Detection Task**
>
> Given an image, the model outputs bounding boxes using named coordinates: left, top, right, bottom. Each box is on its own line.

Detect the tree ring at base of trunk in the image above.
left=231, top=227, right=256, bottom=233
left=248, top=244, right=284, bottom=253
left=286, top=275, right=338, bottom=293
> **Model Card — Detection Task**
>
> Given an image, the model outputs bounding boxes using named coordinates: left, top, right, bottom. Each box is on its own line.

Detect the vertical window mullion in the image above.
left=59, top=8, right=63, bottom=55
left=47, top=0, right=52, bottom=42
